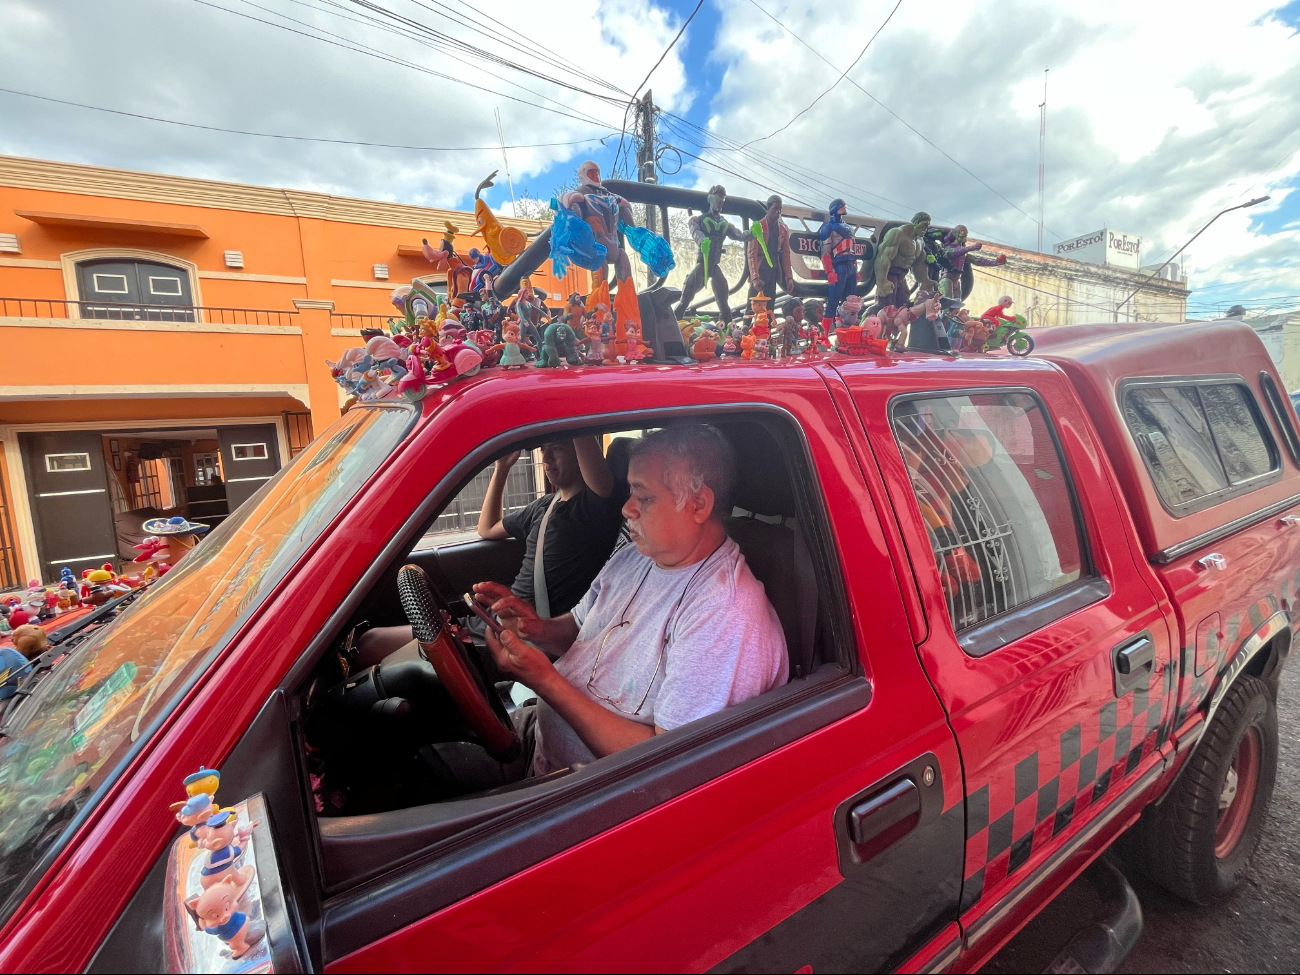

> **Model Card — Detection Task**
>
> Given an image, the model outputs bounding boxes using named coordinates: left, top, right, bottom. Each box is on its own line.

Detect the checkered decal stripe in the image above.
left=1174, top=586, right=1295, bottom=726
left=958, top=659, right=1175, bottom=912
left=959, top=573, right=1298, bottom=915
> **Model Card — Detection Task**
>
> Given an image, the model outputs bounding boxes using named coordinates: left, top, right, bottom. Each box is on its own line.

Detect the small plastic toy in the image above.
left=539, top=319, right=583, bottom=368
left=186, top=872, right=266, bottom=960
left=692, top=327, right=717, bottom=362
left=7, top=606, right=30, bottom=628
left=927, top=225, right=1006, bottom=299
left=624, top=320, right=649, bottom=364
left=750, top=292, right=773, bottom=340
left=398, top=354, right=427, bottom=401
left=740, top=332, right=756, bottom=359
left=515, top=279, right=547, bottom=351
left=581, top=317, right=605, bottom=366
left=981, top=295, right=1017, bottom=326
left=472, top=171, right=527, bottom=264
left=422, top=223, right=474, bottom=302
left=495, top=320, right=532, bottom=369
left=198, top=808, right=254, bottom=892
left=675, top=185, right=746, bottom=324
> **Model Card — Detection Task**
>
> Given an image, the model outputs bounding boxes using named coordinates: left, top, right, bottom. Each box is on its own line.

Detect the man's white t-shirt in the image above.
left=531, top=536, right=788, bottom=775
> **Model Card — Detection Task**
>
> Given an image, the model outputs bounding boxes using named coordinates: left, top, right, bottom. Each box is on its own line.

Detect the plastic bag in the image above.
left=619, top=220, right=676, bottom=277
left=549, top=198, right=607, bottom=277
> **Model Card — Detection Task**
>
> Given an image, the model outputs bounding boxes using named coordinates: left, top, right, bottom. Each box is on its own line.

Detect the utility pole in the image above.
left=1038, top=69, right=1048, bottom=254
left=635, top=90, right=659, bottom=285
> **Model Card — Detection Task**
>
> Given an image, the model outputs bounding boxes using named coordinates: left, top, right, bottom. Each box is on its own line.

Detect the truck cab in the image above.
left=0, top=321, right=1291, bottom=974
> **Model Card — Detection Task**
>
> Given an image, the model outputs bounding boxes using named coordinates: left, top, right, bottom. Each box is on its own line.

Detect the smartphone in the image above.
left=462, top=593, right=504, bottom=636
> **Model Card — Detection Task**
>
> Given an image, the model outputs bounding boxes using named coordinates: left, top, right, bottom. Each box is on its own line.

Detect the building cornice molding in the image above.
left=983, top=244, right=1191, bottom=297
left=0, top=154, right=548, bottom=235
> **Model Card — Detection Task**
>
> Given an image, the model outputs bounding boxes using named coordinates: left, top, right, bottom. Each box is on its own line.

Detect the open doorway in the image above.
left=102, top=428, right=227, bottom=564
left=18, top=420, right=284, bottom=582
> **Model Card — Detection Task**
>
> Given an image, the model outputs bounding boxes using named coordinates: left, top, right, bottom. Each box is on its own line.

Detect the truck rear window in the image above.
left=1122, top=381, right=1279, bottom=514
left=891, top=391, right=1087, bottom=636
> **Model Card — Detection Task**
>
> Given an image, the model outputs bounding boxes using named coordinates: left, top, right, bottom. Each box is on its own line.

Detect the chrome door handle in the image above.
left=1279, top=514, right=1300, bottom=528
left=1196, top=552, right=1227, bottom=571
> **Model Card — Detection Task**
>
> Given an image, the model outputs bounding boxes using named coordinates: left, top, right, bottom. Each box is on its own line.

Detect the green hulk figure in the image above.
left=674, top=185, right=746, bottom=324
left=873, top=211, right=935, bottom=311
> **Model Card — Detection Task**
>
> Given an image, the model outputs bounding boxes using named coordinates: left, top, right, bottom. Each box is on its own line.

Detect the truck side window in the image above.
left=1259, top=371, right=1300, bottom=466
left=891, top=391, right=1087, bottom=633
left=1123, top=381, right=1279, bottom=513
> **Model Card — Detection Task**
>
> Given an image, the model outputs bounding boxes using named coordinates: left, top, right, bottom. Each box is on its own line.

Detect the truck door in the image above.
left=838, top=363, right=1176, bottom=962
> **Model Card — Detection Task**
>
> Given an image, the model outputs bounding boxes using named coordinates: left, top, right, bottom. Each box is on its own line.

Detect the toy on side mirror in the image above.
left=185, top=872, right=266, bottom=961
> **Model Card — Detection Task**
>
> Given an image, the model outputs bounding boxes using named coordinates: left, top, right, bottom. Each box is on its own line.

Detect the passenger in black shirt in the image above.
left=356, top=437, right=623, bottom=666
left=483, top=438, right=624, bottom=617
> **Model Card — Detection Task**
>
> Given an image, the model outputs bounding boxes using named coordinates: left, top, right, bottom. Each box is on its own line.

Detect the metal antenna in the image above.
left=1038, top=68, right=1048, bottom=253
left=494, top=107, right=516, bottom=209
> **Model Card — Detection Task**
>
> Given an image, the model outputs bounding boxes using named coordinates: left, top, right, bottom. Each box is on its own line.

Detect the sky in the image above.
left=3, top=0, right=1300, bottom=318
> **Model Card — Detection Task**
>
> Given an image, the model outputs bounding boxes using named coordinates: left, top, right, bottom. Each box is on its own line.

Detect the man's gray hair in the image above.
left=628, top=424, right=736, bottom=518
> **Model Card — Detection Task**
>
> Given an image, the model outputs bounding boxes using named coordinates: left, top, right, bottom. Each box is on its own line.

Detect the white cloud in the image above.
left=685, top=0, right=1300, bottom=307
left=0, top=0, right=690, bottom=207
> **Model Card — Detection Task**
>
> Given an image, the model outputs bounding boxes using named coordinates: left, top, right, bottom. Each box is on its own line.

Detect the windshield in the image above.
left=0, top=403, right=415, bottom=918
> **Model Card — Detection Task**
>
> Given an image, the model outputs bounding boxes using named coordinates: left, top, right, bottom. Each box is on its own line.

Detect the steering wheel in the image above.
left=397, top=564, right=521, bottom=762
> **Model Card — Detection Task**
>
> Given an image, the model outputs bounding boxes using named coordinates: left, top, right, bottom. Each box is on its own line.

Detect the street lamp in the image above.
left=1114, top=195, right=1271, bottom=321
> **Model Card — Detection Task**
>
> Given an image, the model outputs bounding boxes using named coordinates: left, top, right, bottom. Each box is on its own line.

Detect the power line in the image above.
left=340, top=0, right=627, bottom=106
left=0, top=86, right=615, bottom=151
left=188, top=0, right=626, bottom=130
left=744, top=0, right=1066, bottom=241
left=743, top=0, right=902, bottom=148
left=613, top=0, right=705, bottom=178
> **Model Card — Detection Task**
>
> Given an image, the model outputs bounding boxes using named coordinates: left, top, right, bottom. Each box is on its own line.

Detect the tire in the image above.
left=1006, top=331, right=1035, bottom=356
left=1124, top=674, right=1277, bottom=904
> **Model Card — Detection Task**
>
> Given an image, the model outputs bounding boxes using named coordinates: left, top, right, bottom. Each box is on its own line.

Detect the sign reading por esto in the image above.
left=1054, top=228, right=1142, bottom=270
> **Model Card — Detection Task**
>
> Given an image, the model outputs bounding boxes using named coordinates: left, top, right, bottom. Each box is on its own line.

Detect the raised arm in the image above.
left=476, top=451, right=520, bottom=539
left=573, top=436, right=614, bottom=498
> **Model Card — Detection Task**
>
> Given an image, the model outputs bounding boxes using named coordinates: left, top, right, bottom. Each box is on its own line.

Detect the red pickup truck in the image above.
left=0, top=319, right=1292, bottom=973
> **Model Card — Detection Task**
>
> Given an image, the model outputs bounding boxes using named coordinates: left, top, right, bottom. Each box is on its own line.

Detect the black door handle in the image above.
left=1113, top=633, right=1155, bottom=694
left=847, top=778, right=921, bottom=848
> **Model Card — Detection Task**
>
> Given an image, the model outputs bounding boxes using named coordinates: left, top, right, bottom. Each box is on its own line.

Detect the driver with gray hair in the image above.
left=473, top=423, right=788, bottom=779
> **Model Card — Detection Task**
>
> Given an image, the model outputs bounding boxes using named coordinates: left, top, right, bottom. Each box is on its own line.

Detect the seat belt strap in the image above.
left=533, top=492, right=562, bottom=617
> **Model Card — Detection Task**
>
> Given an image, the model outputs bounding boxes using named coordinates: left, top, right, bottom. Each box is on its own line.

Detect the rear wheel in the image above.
left=1006, top=330, right=1035, bottom=356
left=1125, top=674, right=1277, bottom=904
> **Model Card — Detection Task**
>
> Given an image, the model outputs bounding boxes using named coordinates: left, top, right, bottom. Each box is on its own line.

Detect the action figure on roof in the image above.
left=515, top=278, right=546, bottom=352
left=422, top=223, right=474, bottom=301
left=472, top=170, right=527, bottom=265
left=468, top=247, right=503, bottom=293
left=874, top=211, right=934, bottom=311
left=553, top=160, right=636, bottom=284
left=818, top=199, right=860, bottom=334
left=981, top=295, right=1017, bottom=326
left=747, top=195, right=793, bottom=302
left=927, top=225, right=1006, bottom=300
left=675, top=185, right=746, bottom=324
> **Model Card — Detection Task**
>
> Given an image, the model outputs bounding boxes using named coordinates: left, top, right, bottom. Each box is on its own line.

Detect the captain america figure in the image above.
left=818, top=199, right=859, bottom=333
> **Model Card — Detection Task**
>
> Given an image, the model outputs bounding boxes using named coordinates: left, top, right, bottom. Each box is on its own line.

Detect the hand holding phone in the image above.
left=462, top=593, right=504, bottom=635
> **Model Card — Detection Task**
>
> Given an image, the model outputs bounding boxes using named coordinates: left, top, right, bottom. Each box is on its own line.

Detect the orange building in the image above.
left=0, top=153, right=580, bottom=589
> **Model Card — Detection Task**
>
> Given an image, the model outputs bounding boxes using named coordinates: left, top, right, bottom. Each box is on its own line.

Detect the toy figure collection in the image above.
left=326, top=165, right=1036, bottom=404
